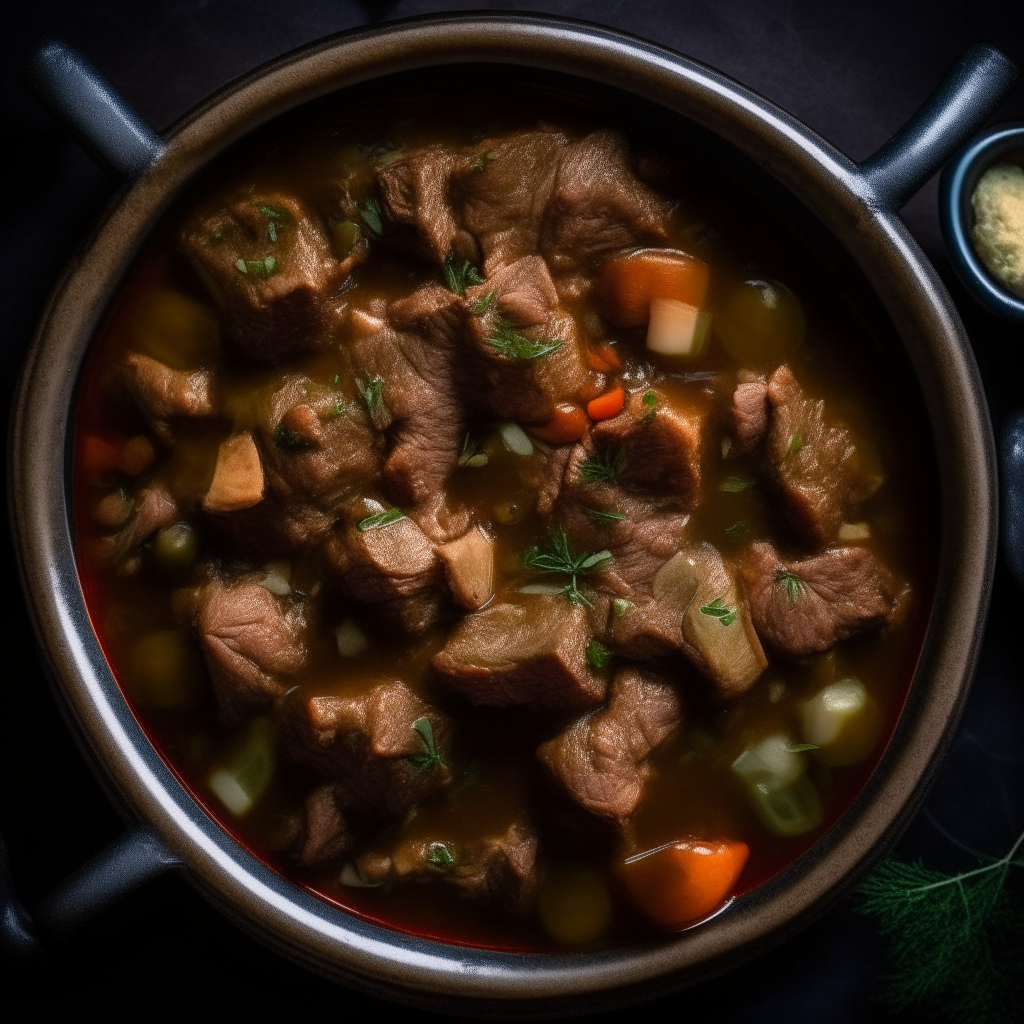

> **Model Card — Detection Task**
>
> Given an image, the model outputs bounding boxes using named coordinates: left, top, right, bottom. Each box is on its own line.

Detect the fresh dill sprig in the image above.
left=470, top=290, right=495, bottom=315
left=580, top=446, right=627, bottom=484
left=443, top=255, right=485, bottom=296
left=356, top=198, right=383, bottom=236
left=857, top=829, right=1024, bottom=1024
left=775, top=567, right=807, bottom=601
left=586, top=507, right=627, bottom=525
left=407, top=717, right=445, bottom=773
left=487, top=317, right=562, bottom=360
left=699, top=596, right=737, bottom=626
left=522, top=529, right=612, bottom=609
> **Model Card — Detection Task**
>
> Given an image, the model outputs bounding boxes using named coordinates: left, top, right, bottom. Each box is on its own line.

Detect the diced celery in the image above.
left=499, top=422, right=535, bottom=456
left=209, top=718, right=275, bottom=817
left=731, top=733, right=805, bottom=789
left=335, top=617, right=369, bottom=657
left=732, top=733, right=822, bottom=836
left=800, top=678, right=882, bottom=767
left=260, top=560, right=292, bottom=596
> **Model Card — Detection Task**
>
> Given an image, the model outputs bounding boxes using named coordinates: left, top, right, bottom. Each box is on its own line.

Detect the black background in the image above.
left=3, top=2, right=1022, bottom=1021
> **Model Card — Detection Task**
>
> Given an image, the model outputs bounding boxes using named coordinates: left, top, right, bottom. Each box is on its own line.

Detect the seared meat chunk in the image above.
left=324, top=504, right=444, bottom=634
left=283, top=680, right=452, bottom=817
left=196, top=574, right=309, bottom=725
left=291, top=783, right=353, bottom=867
left=182, top=192, right=351, bottom=363
left=356, top=819, right=538, bottom=912
left=121, top=352, right=214, bottom=442
left=207, top=495, right=336, bottom=556
left=537, top=668, right=680, bottom=824
left=433, top=594, right=606, bottom=712
left=95, top=485, right=179, bottom=575
left=462, top=257, right=597, bottom=423
left=539, top=130, right=671, bottom=276
left=612, top=543, right=766, bottom=698
left=765, top=366, right=883, bottom=544
left=739, top=541, right=902, bottom=656
left=729, top=375, right=769, bottom=456
left=437, top=526, right=494, bottom=611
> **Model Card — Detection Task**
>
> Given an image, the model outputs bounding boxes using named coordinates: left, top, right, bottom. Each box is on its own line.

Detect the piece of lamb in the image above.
left=729, top=375, right=769, bottom=457
left=432, top=594, right=606, bottom=713
left=195, top=573, right=309, bottom=725
left=537, top=668, right=681, bottom=824
left=738, top=540, right=903, bottom=657
left=94, top=484, right=179, bottom=575
left=356, top=818, right=538, bottom=912
left=282, top=680, right=452, bottom=818
left=120, top=352, right=215, bottom=442
left=290, top=783, right=353, bottom=868
left=181, top=192, right=353, bottom=363
left=764, top=366, right=883, bottom=544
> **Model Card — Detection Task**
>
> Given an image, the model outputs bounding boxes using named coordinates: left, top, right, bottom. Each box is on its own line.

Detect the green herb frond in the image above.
left=425, top=841, right=457, bottom=871
left=586, top=639, right=612, bottom=670
left=725, top=521, right=748, bottom=536
left=470, top=290, right=495, bottom=315
left=786, top=433, right=804, bottom=457
left=580, top=446, right=627, bottom=484
left=586, top=507, right=627, bottom=525
left=357, top=508, right=405, bottom=532
left=443, top=256, right=485, bottom=296
left=357, top=376, right=389, bottom=430
left=356, top=198, right=383, bottom=236
left=487, top=317, right=563, bottom=361
left=775, top=567, right=807, bottom=601
left=642, top=390, right=658, bottom=423
left=699, top=596, right=737, bottom=626
left=407, top=717, right=446, bottom=773
left=523, top=529, right=612, bottom=609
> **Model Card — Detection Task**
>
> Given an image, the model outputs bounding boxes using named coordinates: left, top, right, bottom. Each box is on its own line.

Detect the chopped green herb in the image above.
left=487, top=317, right=563, bottom=360
left=785, top=743, right=820, bottom=753
left=357, top=376, right=389, bottom=430
left=357, top=508, right=405, bottom=531
left=720, top=475, right=755, bottom=492
left=235, top=256, right=278, bottom=276
left=586, top=507, right=627, bottom=525
left=787, top=433, right=804, bottom=457
left=523, top=529, right=612, bottom=609
left=256, top=203, right=290, bottom=221
left=425, top=842, right=456, bottom=872
left=580, top=446, right=627, bottom=484
left=207, top=230, right=226, bottom=246
left=408, top=717, right=446, bottom=773
left=329, top=400, right=348, bottom=419
left=725, top=521, right=748, bottom=536
left=267, top=222, right=278, bottom=243
left=699, top=596, right=737, bottom=626
left=473, top=150, right=496, bottom=171
left=612, top=597, right=631, bottom=618
left=272, top=425, right=314, bottom=450
left=775, top=567, right=807, bottom=601
left=470, top=290, right=495, bottom=315
left=642, top=390, right=658, bottom=422
left=356, top=198, right=383, bottom=236
left=443, top=256, right=485, bottom=296
left=586, top=639, right=612, bottom=670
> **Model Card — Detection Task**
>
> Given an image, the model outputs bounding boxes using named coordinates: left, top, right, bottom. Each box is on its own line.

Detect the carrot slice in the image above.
left=601, top=249, right=710, bottom=328
left=622, top=838, right=749, bottom=930
left=531, top=404, right=589, bottom=444
left=587, top=387, right=625, bottom=421
left=587, top=344, right=622, bottom=373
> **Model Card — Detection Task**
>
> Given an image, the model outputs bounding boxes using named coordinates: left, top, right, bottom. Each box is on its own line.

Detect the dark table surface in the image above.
left=3, top=2, right=1022, bottom=1021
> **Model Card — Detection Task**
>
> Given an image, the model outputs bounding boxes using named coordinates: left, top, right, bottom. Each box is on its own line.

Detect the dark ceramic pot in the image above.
left=5, top=13, right=1018, bottom=1017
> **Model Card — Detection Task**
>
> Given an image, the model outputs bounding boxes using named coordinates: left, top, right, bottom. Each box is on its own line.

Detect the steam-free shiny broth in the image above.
left=74, top=78, right=933, bottom=950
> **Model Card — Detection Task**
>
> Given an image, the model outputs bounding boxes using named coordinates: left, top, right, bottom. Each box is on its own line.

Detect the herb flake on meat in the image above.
left=580, top=446, right=627, bottom=484
left=357, top=508, right=405, bottom=531
left=408, top=717, right=446, bottom=773
left=487, top=317, right=563, bottom=360
left=444, top=256, right=485, bottom=296
left=272, top=425, right=315, bottom=450
left=425, top=842, right=457, bottom=871
left=586, top=639, right=612, bottom=670
left=470, top=290, right=495, bottom=315
left=775, top=567, right=807, bottom=601
left=473, top=151, right=496, bottom=172
left=356, top=198, right=383, bottom=236
left=642, top=390, right=658, bottom=422
left=357, top=375, right=389, bottom=430
left=235, top=256, right=278, bottom=276
left=786, top=433, right=804, bottom=457
left=699, top=596, right=737, bottom=626
left=586, top=507, right=627, bottom=525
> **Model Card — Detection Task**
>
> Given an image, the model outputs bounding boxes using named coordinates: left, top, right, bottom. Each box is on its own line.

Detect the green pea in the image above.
left=330, top=219, right=361, bottom=258
left=153, top=523, right=199, bottom=576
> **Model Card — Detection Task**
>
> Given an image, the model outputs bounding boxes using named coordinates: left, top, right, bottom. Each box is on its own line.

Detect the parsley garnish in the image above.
left=470, top=290, right=495, bottom=315
left=357, top=508, right=405, bottom=531
left=787, top=433, right=804, bottom=457
left=425, top=842, right=456, bottom=871
left=586, top=639, right=612, bottom=670
left=642, top=390, right=658, bottom=423
left=473, top=151, right=496, bottom=171
left=329, top=400, right=348, bottom=419
left=487, top=317, right=562, bottom=360
left=720, top=476, right=755, bottom=492
left=357, top=376, right=389, bottom=430
left=586, top=507, right=627, bottom=525
left=407, top=717, right=445, bottom=773
left=523, top=529, right=612, bottom=609
left=580, top=446, right=627, bottom=484
left=443, top=256, right=485, bottom=296
left=356, top=198, right=383, bottom=236
left=775, top=567, right=807, bottom=601
left=272, top=425, right=315, bottom=450
left=235, top=256, right=278, bottom=276
left=699, top=596, right=737, bottom=626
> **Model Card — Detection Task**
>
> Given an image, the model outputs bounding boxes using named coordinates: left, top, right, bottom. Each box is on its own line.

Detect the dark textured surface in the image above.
left=3, top=2, right=1022, bottom=1020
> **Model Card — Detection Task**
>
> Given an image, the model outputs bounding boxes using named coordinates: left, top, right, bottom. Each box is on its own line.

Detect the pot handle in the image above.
left=858, top=43, right=1017, bottom=211
left=1, top=827, right=181, bottom=956
left=22, top=40, right=165, bottom=182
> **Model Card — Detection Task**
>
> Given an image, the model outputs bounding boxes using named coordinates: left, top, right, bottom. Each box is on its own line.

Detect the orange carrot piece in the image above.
left=601, top=249, right=710, bottom=328
left=531, top=404, right=589, bottom=444
left=623, top=839, right=749, bottom=930
left=587, top=387, right=625, bottom=421
left=81, top=435, right=122, bottom=476
left=587, top=344, right=623, bottom=373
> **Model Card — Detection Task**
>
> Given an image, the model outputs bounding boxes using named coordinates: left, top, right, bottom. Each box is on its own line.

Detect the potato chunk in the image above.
left=203, top=432, right=265, bottom=512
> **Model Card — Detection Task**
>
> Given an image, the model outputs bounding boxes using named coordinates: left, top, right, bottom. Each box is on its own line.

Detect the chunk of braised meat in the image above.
left=282, top=680, right=452, bottom=818
left=537, top=668, right=681, bottom=824
left=356, top=819, right=538, bottom=912
left=375, top=144, right=476, bottom=264
left=207, top=496, right=336, bottom=557
left=738, top=541, right=903, bottom=657
left=728, top=374, right=769, bottom=457
left=461, top=257, right=598, bottom=423
left=343, top=287, right=464, bottom=506
left=120, top=352, right=214, bottom=443
left=181, top=192, right=354, bottom=363
left=195, top=573, right=309, bottom=725
left=432, top=594, right=606, bottom=712
left=323, top=502, right=444, bottom=635
left=765, top=366, right=883, bottom=544
left=538, top=130, right=671, bottom=278
left=611, top=543, right=767, bottom=698
left=94, top=484, right=179, bottom=575
left=290, top=783, right=353, bottom=868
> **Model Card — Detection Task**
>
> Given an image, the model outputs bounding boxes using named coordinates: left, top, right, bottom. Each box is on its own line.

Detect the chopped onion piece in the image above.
left=731, top=733, right=821, bottom=836
left=260, top=560, right=292, bottom=596
left=731, top=733, right=805, bottom=788
left=800, top=678, right=882, bottom=767
left=499, top=422, right=534, bottom=456
left=646, top=299, right=711, bottom=356
left=209, top=770, right=253, bottom=816
left=335, top=618, right=369, bottom=657
left=838, top=521, right=871, bottom=542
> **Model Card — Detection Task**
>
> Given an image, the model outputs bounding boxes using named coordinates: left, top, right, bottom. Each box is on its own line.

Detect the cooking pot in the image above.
left=5, top=13, right=1019, bottom=1016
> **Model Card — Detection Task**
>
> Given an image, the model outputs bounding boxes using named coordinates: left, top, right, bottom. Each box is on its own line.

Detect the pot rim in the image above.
left=8, top=11, right=996, bottom=1012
